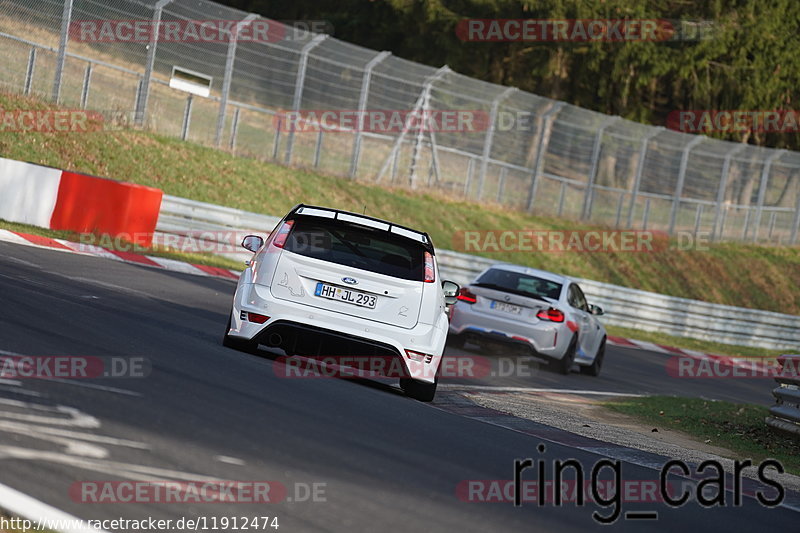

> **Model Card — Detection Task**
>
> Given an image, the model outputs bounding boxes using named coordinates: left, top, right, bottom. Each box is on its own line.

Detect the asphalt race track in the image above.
left=0, top=240, right=795, bottom=532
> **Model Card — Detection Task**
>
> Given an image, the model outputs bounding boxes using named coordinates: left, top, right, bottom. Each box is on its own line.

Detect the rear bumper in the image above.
left=448, top=301, right=570, bottom=360
left=228, top=281, right=448, bottom=383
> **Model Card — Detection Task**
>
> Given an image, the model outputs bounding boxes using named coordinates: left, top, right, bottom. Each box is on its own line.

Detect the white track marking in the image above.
left=147, top=255, right=207, bottom=275
left=214, top=455, right=246, bottom=466
left=438, top=384, right=646, bottom=396
left=627, top=340, right=670, bottom=353
left=0, top=230, right=32, bottom=245
left=0, top=386, right=42, bottom=397
left=40, top=378, right=141, bottom=397
left=55, top=240, right=118, bottom=259
left=0, top=481, right=109, bottom=533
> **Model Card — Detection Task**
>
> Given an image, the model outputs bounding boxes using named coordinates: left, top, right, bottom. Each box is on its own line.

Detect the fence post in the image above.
left=711, top=144, right=746, bottom=241
left=80, top=63, right=93, bottom=109
left=496, top=166, right=508, bottom=203
left=477, top=87, right=516, bottom=200
left=313, top=130, right=324, bottom=168
left=51, top=0, right=73, bottom=103
left=229, top=107, right=241, bottom=152
left=751, top=149, right=785, bottom=242
left=526, top=102, right=564, bottom=212
left=215, top=13, right=258, bottom=148
left=24, top=47, right=37, bottom=96
left=285, top=34, right=328, bottom=165
left=271, top=116, right=282, bottom=159
left=582, top=116, right=620, bottom=220
left=349, top=51, right=390, bottom=178
left=668, top=136, right=704, bottom=234
left=626, top=127, right=663, bottom=227
left=134, top=0, right=174, bottom=127
left=181, top=94, right=193, bottom=141
left=791, top=182, right=800, bottom=245
left=464, top=157, right=475, bottom=197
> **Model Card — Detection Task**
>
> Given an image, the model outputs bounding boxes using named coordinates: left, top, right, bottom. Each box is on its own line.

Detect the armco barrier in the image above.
left=766, top=355, right=800, bottom=438
left=0, top=157, right=162, bottom=247
left=156, top=196, right=800, bottom=351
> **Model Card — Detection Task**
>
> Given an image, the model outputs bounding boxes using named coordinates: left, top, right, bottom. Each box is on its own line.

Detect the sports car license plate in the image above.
left=315, top=282, right=377, bottom=309
left=491, top=301, right=521, bottom=314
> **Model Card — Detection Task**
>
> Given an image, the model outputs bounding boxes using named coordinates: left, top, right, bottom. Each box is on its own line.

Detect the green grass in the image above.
left=0, top=91, right=799, bottom=319
left=0, top=219, right=242, bottom=271
left=605, top=396, right=800, bottom=476
left=605, top=325, right=789, bottom=359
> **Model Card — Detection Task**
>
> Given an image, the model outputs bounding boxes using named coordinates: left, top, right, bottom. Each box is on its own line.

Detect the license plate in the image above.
left=491, top=301, right=521, bottom=314
left=315, top=282, right=377, bottom=309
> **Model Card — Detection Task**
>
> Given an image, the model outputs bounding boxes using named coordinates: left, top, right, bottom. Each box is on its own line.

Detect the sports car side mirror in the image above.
left=442, top=280, right=460, bottom=306
left=589, top=304, right=604, bottom=316
left=241, top=235, right=264, bottom=253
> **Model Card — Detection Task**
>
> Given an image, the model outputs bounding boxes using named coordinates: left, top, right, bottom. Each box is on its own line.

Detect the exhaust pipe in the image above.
left=267, top=333, right=283, bottom=347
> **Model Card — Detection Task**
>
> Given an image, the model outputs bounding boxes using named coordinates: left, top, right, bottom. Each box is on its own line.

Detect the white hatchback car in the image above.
left=448, top=264, right=606, bottom=376
left=223, top=204, right=459, bottom=401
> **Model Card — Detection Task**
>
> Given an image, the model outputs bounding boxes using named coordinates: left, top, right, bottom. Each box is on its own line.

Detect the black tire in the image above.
left=579, top=337, right=605, bottom=377
left=446, top=333, right=466, bottom=349
left=556, top=335, right=577, bottom=375
left=222, top=314, right=258, bottom=353
left=400, top=377, right=437, bottom=402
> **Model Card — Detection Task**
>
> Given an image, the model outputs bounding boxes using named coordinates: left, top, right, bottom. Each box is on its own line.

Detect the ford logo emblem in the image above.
left=342, top=277, right=358, bottom=285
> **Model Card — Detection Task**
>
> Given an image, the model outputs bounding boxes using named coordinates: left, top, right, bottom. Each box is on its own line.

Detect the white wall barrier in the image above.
left=0, top=157, right=61, bottom=227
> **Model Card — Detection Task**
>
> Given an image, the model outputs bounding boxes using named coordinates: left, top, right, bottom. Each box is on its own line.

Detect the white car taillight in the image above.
left=272, top=220, right=294, bottom=249
left=423, top=251, right=435, bottom=283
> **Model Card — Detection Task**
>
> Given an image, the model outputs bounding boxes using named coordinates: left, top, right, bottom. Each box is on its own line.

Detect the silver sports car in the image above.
left=447, top=264, right=606, bottom=375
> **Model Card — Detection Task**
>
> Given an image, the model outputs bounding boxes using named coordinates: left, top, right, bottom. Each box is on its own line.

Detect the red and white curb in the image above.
left=0, top=230, right=241, bottom=281
left=607, top=335, right=782, bottom=374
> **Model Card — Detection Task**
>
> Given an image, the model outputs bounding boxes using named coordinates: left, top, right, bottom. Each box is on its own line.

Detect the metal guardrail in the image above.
left=156, top=196, right=800, bottom=351
left=766, top=355, right=800, bottom=437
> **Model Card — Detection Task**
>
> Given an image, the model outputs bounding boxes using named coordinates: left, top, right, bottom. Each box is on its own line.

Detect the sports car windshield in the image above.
left=474, top=269, right=562, bottom=301
left=283, top=216, right=427, bottom=281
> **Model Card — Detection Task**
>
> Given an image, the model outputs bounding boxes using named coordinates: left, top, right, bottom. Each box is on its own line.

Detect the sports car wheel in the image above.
left=579, top=337, right=605, bottom=377
left=222, top=313, right=258, bottom=353
left=400, top=377, right=438, bottom=402
left=556, top=335, right=577, bottom=375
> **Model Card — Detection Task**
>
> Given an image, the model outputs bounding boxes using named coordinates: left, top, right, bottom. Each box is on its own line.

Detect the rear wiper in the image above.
left=329, top=229, right=369, bottom=259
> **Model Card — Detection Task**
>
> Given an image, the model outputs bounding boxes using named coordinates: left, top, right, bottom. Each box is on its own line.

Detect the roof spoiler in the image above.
left=288, top=204, right=435, bottom=252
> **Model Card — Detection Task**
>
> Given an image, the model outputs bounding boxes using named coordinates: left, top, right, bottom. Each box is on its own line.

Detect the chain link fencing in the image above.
left=1, top=0, right=799, bottom=245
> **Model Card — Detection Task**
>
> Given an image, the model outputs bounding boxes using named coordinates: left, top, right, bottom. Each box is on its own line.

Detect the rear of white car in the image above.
left=448, top=265, right=606, bottom=376
left=223, top=205, right=457, bottom=401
